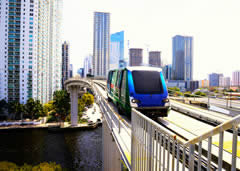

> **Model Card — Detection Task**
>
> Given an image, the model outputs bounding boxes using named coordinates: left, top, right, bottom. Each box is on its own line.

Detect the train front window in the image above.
left=132, top=71, right=163, bottom=94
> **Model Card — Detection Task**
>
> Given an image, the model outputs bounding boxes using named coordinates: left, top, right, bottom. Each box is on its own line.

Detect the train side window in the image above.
left=115, top=71, right=119, bottom=86
left=121, top=71, right=126, bottom=96
left=108, top=71, right=112, bottom=84
left=118, top=70, right=123, bottom=89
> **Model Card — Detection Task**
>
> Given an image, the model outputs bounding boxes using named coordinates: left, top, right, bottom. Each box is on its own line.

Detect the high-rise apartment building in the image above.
left=232, top=71, right=240, bottom=86
left=69, top=64, right=73, bottom=78
left=209, top=73, right=223, bottom=87
left=219, top=76, right=230, bottom=88
left=129, top=48, right=143, bottom=66
left=0, top=0, right=62, bottom=104
left=172, top=35, right=193, bottom=81
left=110, top=31, right=125, bottom=70
left=62, top=41, right=70, bottom=89
left=93, top=12, right=110, bottom=77
left=163, top=64, right=172, bottom=80
left=199, top=79, right=209, bottom=88
left=149, top=51, right=161, bottom=67
left=83, top=55, right=92, bottom=77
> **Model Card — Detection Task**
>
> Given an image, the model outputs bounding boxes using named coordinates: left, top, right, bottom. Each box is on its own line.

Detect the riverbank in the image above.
left=0, top=102, right=102, bottom=132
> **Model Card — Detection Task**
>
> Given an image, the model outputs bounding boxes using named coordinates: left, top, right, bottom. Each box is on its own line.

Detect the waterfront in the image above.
left=0, top=127, right=102, bottom=170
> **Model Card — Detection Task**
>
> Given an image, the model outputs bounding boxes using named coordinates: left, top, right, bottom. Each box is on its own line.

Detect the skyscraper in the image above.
left=0, top=0, right=62, bottom=104
left=149, top=51, right=161, bottom=67
left=69, top=64, right=73, bottom=78
left=163, top=64, right=172, bottom=80
left=129, top=48, right=143, bottom=66
left=110, top=31, right=125, bottom=70
left=209, top=73, right=223, bottom=87
left=172, top=35, right=193, bottom=81
left=232, top=71, right=240, bottom=86
left=93, top=12, right=110, bottom=77
left=62, top=41, right=70, bottom=89
left=83, top=55, right=92, bottom=77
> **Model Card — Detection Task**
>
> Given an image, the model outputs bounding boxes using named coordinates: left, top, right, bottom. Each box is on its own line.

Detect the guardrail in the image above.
left=93, top=82, right=132, bottom=170
left=132, top=107, right=240, bottom=171
left=168, top=89, right=240, bottom=112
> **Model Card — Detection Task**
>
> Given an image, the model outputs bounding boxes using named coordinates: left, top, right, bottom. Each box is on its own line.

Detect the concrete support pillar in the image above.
left=68, top=85, right=81, bottom=126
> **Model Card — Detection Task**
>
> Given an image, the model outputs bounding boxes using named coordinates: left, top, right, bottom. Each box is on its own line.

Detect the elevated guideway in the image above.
left=170, top=100, right=233, bottom=125
left=92, top=79, right=240, bottom=171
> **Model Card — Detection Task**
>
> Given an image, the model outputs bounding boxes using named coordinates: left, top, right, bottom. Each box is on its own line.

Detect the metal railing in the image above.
left=168, top=89, right=240, bottom=112
left=93, top=81, right=240, bottom=170
left=93, top=83, right=132, bottom=170
left=132, top=108, right=240, bottom=171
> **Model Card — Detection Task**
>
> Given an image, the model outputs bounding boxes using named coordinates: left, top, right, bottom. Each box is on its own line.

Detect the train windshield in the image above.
left=132, top=71, right=163, bottom=94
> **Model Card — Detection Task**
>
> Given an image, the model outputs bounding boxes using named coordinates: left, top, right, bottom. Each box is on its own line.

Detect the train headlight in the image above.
left=163, top=98, right=170, bottom=107
left=130, top=97, right=139, bottom=107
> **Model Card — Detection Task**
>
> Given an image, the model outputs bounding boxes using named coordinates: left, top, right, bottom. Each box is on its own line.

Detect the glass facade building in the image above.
left=93, top=12, right=110, bottom=77
left=209, top=73, right=223, bottom=87
left=62, top=41, right=70, bottom=89
left=172, top=35, right=193, bottom=81
left=110, top=31, right=125, bottom=70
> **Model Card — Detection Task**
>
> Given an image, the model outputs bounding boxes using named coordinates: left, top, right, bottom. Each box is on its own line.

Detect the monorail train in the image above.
left=107, top=66, right=170, bottom=118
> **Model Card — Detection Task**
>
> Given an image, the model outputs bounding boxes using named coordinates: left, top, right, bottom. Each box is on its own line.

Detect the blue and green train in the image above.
left=107, top=66, right=170, bottom=118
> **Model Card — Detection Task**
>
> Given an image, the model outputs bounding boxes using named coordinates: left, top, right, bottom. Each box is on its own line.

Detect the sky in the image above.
left=62, top=0, right=240, bottom=80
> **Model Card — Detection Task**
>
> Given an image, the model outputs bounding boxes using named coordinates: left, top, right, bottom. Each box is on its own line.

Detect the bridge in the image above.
left=65, top=77, right=240, bottom=171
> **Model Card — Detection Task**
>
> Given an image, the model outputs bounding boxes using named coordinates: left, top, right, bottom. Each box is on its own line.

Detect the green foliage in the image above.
left=78, top=118, right=88, bottom=123
left=65, top=114, right=71, bottom=122
left=53, top=90, right=70, bottom=121
left=81, top=93, right=94, bottom=107
left=184, top=91, right=192, bottom=97
left=32, top=162, right=62, bottom=171
left=194, top=91, right=206, bottom=97
left=0, top=161, right=62, bottom=171
left=168, top=87, right=180, bottom=94
left=0, top=99, right=7, bottom=114
left=174, top=91, right=183, bottom=97
left=46, top=114, right=58, bottom=123
left=8, top=101, right=25, bottom=120
left=43, top=101, right=54, bottom=116
left=24, top=98, right=44, bottom=119
left=227, top=89, right=234, bottom=92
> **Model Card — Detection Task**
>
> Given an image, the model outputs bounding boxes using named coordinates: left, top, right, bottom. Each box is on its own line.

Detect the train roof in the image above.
left=126, top=66, right=162, bottom=72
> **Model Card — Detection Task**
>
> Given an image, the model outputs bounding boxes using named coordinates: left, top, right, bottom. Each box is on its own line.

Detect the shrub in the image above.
left=46, top=114, right=58, bottom=123
left=65, top=114, right=71, bottom=122
left=81, top=93, right=94, bottom=107
left=0, top=161, right=62, bottom=171
left=32, top=162, right=62, bottom=171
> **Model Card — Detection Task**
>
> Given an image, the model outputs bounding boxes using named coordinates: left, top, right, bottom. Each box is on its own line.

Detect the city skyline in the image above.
left=62, top=0, right=240, bottom=80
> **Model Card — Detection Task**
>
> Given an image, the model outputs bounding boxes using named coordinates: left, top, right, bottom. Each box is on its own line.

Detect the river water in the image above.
left=0, top=127, right=102, bottom=170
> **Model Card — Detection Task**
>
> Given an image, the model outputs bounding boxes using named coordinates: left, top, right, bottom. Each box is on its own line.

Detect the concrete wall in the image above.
left=102, top=119, right=122, bottom=171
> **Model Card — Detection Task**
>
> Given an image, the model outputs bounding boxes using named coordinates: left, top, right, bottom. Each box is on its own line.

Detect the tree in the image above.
left=53, top=90, right=70, bottom=121
left=0, top=99, right=7, bottom=114
left=34, top=100, right=44, bottom=118
left=8, top=101, right=24, bottom=120
left=43, top=101, right=54, bottom=116
left=81, top=93, right=94, bottom=107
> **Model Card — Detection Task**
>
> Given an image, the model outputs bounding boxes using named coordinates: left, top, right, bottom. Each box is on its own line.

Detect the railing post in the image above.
left=231, top=125, right=238, bottom=171
left=189, top=144, right=195, bottom=171
left=208, top=95, right=210, bottom=108
left=131, top=110, right=135, bottom=171
left=118, top=118, right=121, bottom=133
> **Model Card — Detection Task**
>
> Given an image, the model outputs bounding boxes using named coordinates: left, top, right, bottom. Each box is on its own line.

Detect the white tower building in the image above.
left=0, top=0, right=62, bottom=104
